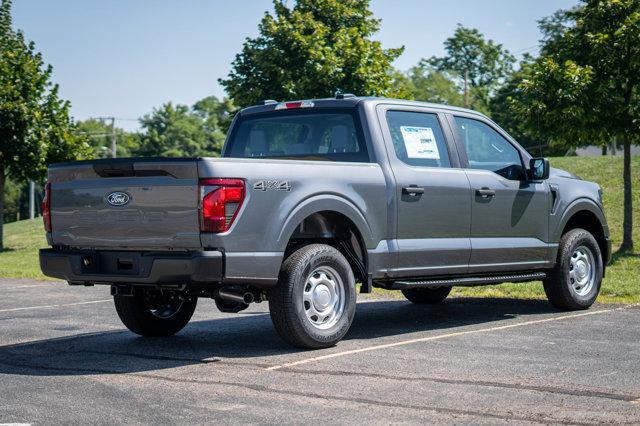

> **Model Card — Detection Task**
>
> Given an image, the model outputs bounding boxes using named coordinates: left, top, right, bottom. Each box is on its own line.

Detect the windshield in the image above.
left=224, top=110, right=369, bottom=162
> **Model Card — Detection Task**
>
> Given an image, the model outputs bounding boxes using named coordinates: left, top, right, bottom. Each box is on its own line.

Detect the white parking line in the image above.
left=265, top=305, right=636, bottom=371
left=0, top=299, right=112, bottom=313
left=3, top=284, right=53, bottom=290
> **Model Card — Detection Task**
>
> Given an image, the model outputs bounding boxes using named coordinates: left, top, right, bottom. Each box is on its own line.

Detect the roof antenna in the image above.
left=335, top=92, right=356, bottom=99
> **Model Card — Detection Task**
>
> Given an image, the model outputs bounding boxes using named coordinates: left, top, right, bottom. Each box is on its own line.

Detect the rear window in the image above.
left=224, top=110, right=369, bottom=162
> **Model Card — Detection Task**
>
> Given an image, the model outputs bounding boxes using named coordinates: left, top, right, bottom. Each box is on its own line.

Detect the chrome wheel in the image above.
left=302, top=267, right=345, bottom=330
left=569, top=245, right=596, bottom=296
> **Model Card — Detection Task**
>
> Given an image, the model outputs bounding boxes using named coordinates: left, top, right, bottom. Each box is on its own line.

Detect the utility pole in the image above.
left=95, top=116, right=117, bottom=157
left=464, top=69, right=470, bottom=108
left=109, top=117, right=116, bottom=158
left=611, top=137, right=617, bottom=156
left=29, top=181, right=35, bottom=220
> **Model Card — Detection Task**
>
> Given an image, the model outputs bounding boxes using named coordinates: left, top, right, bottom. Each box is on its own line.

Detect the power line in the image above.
left=87, top=116, right=116, bottom=158
left=512, top=45, right=539, bottom=55
left=86, top=116, right=138, bottom=121
left=76, top=132, right=112, bottom=136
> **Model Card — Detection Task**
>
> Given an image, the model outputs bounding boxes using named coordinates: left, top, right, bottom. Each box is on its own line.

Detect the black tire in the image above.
left=268, top=244, right=356, bottom=349
left=543, top=228, right=603, bottom=310
left=114, top=289, right=197, bottom=336
left=401, top=286, right=452, bottom=304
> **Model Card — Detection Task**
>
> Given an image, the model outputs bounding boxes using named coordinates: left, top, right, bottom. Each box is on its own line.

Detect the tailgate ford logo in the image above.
left=105, top=191, right=131, bottom=207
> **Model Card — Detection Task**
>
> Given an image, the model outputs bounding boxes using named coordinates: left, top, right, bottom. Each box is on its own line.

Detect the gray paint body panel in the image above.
left=42, top=98, right=609, bottom=287
left=50, top=160, right=201, bottom=249
left=197, top=157, right=387, bottom=283
left=197, top=158, right=387, bottom=252
left=464, top=169, right=550, bottom=270
left=373, top=103, right=472, bottom=277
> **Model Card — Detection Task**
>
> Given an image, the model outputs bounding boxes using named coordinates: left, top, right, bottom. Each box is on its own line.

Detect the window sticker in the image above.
left=399, top=126, right=440, bottom=159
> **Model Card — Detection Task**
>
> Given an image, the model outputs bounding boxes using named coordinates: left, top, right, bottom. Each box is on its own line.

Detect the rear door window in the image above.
left=225, top=110, right=369, bottom=162
left=385, top=111, right=451, bottom=168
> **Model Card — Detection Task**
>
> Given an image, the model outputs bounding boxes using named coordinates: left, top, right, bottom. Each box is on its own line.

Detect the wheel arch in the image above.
left=277, top=195, right=375, bottom=250
left=277, top=195, right=375, bottom=288
left=557, top=199, right=609, bottom=268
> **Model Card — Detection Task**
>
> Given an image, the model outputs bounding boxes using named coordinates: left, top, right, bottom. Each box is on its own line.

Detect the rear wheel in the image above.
left=543, top=228, right=602, bottom=310
left=268, top=244, right=356, bottom=349
left=114, top=288, right=197, bottom=336
left=401, top=286, right=452, bottom=304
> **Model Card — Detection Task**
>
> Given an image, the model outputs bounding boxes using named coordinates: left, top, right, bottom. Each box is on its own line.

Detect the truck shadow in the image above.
left=0, top=297, right=557, bottom=377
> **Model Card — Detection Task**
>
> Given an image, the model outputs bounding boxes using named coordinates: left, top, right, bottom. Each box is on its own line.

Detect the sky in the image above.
left=12, top=0, right=579, bottom=131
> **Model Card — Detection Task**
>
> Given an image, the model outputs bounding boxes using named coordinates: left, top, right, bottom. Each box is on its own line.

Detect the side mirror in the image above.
left=529, top=157, right=550, bottom=180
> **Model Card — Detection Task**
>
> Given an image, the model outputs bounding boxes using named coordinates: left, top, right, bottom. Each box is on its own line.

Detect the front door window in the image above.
left=454, top=117, right=524, bottom=180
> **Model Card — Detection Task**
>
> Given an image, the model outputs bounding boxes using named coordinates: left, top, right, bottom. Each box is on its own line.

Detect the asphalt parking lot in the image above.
left=0, top=278, right=638, bottom=424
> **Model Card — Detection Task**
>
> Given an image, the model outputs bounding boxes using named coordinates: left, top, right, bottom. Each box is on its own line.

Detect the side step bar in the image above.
left=389, top=272, right=547, bottom=289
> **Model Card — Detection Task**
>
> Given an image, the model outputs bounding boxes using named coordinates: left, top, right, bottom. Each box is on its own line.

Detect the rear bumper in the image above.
left=39, top=249, right=223, bottom=285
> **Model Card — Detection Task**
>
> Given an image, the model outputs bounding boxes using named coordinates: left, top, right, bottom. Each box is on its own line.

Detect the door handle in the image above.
left=475, top=188, right=496, bottom=198
left=402, top=186, right=425, bottom=196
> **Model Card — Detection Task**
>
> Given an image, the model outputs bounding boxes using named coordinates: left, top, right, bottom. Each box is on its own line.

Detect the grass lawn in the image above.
left=0, top=155, right=638, bottom=303
left=0, top=219, right=52, bottom=280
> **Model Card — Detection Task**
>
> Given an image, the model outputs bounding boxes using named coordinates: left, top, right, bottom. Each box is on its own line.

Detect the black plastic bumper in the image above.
left=39, top=249, right=223, bottom=285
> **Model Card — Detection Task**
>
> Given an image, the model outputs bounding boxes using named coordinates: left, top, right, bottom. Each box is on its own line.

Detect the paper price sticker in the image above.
left=399, top=126, right=440, bottom=160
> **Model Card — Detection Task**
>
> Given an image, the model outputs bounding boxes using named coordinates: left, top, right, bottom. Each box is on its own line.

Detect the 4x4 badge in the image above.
left=253, top=180, right=291, bottom=192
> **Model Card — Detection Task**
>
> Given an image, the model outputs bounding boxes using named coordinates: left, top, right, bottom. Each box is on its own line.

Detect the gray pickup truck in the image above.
left=40, top=95, right=610, bottom=349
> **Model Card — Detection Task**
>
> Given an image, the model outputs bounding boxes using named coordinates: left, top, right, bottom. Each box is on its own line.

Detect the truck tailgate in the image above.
left=48, top=158, right=201, bottom=249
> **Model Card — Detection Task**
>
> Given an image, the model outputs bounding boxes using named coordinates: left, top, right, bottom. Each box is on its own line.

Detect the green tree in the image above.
left=511, top=0, right=638, bottom=251
left=138, top=103, right=207, bottom=157
left=137, top=96, right=232, bottom=158
left=537, top=6, right=581, bottom=56
left=76, top=118, right=140, bottom=159
left=489, top=58, right=567, bottom=157
left=427, top=25, right=515, bottom=110
left=192, top=95, right=234, bottom=150
left=220, top=0, right=405, bottom=108
left=406, top=63, right=464, bottom=107
left=2, top=176, right=22, bottom=222
left=0, top=0, right=88, bottom=249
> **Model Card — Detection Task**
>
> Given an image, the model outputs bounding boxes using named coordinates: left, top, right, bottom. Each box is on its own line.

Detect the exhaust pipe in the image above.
left=217, top=288, right=254, bottom=305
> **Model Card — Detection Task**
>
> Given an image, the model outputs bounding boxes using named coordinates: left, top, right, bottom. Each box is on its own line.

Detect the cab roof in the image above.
left=239, top=96, right=488, bottom=119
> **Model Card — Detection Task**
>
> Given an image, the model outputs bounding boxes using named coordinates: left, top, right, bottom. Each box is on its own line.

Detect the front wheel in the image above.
left=543, top=228, right=603, bottom=310
left=268, top=244, right=356, bottom=349
left=114, top=288, right=197, bottom=336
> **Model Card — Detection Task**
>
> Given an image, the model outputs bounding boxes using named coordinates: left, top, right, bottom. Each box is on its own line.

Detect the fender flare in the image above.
left=554, top=198, right=607, bottom=241
left=276, top=194, right=376, bottom=252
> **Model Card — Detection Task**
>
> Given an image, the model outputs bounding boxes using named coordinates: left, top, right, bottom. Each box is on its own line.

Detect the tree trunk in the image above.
left=601, top=145, right=607, bottom=156
left=0, top=169, right=5, bottom=252
left=619, top=134, right=634, bottom=252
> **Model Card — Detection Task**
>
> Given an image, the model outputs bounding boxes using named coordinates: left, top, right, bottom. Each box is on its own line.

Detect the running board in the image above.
left=390, top=272, right=547, bottom=289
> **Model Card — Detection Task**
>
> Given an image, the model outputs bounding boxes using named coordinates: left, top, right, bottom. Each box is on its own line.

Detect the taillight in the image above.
left=199, top=178, right=245, bottom=233
left=42, top=182, right=52, bottom=232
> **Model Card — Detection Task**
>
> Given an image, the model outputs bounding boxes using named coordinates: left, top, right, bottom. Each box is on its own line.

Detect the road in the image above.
left=0, top=278, right=638, bottom=424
